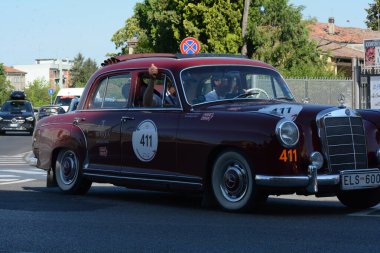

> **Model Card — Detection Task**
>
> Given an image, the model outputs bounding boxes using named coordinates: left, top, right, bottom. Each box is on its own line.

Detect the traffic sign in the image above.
left=48, top=88, right=54, bottom=95
left=180, top=37, right=201, bottom=54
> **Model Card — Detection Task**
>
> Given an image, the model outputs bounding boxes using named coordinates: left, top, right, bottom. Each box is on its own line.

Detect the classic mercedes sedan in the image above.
left=32, top=54, right=380, bottom=212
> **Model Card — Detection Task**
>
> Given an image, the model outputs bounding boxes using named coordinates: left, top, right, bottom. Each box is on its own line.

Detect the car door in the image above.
left=76, top=73, right=131, bottom=172
left=120, top=70, right=182, bottom=180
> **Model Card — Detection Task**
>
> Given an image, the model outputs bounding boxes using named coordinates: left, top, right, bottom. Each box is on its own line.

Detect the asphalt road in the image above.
left=0, top=134, right=380, bottom=253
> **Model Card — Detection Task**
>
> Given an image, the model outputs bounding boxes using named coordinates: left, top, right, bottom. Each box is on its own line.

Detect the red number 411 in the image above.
left=279, top=149, right=297, bottom=162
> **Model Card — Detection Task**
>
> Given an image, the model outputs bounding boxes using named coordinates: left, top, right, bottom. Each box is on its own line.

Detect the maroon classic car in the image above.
left=32, top=54, right=380, bottom=212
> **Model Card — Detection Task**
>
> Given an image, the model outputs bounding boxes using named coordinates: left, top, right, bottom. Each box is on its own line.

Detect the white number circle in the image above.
left=132, top=120, right=158, bottom=162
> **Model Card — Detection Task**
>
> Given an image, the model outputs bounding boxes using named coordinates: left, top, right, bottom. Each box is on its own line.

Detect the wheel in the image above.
left=55, top=149, right=92, bottom=194
left=235, top=88, right=270, bottom=99
left=337, top=187, right=380, bottom=209
left=211, top=150, right=264, bottom=212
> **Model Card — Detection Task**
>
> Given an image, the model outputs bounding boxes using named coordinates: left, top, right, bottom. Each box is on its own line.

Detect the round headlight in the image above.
left=276, top=120, right=299, bottom=148
left=26, top=116, right=34, bottom=122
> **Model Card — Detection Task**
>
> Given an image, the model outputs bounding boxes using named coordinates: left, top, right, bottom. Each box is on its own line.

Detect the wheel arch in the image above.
left=37, top=123, right=88, bottom=172
left=205, top=145, right=254, bottom=191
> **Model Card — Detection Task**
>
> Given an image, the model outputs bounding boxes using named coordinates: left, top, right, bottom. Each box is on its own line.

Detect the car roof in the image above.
left=97, top=54, right=276, bottom=76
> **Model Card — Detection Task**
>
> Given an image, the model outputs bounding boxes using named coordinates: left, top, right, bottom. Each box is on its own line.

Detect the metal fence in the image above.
left=285, top=78, right=354, bottom=108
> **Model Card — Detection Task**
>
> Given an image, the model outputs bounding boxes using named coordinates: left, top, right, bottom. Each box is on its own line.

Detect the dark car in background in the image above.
left=0, top=91, right=35, bottom=135
left=32, top=54, right=380, bottom=212
left=36, top=105, right=66, bottom=121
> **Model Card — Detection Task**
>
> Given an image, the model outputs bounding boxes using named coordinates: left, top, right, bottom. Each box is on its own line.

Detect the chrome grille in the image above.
left=323, top=116, right=367, bottom=172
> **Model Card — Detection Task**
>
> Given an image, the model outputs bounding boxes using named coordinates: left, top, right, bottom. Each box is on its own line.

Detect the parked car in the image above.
left=36, top=105, right=66, bottom=121
left=0, top=91, right=35, bottom=135
left=32, top=54, right=380, bottom=212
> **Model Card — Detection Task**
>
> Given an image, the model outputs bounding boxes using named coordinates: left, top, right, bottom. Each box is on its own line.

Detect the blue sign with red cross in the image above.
left=180, top=37, right=201, bottom=54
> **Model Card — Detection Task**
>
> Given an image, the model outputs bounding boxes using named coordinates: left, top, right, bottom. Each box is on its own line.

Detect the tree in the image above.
left=0, top=64, right=14, bottom=105
left=366, top=0, right=380, bottom=31
left=111, top=0, right=242, bottom=54
left=111, top=0, right=333, bottom=77
left=70, top=53, right=98, bottom=87
left=24, top=78, right=53, bottom=107
left=245, top=0, right=328, bottom=76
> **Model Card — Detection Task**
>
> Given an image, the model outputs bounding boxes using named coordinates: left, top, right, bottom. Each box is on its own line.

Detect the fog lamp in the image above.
left=310, top=152, right=324, bottom=170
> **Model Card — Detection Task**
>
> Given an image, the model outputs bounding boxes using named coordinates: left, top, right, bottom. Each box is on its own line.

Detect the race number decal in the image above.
left=132, top=120, right=158, bottom=162
left=259, top=104, right=303, bottom=121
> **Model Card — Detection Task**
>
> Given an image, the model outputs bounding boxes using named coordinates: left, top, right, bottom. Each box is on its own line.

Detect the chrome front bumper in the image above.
left=255, top=165, right=340, bottom=193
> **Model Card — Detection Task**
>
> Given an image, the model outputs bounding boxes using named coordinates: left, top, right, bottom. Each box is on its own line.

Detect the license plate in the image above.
left=340, top=170, right=380, bottom=190
left=10, top=123, right=18, bottom=127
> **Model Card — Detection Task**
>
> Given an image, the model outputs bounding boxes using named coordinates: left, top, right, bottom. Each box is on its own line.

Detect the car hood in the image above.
left=194, top=100, right=335, bottom=121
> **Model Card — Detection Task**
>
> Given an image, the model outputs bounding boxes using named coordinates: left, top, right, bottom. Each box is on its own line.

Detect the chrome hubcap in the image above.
left=60, top=151, right=78, bottom=185
left=220, top=163, right=248, bottom=202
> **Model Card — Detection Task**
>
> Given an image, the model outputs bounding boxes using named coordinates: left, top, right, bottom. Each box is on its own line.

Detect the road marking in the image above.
left=1, top=169, right=46, bottom=175
left=0, top=179, right=35, bottom=185
left=0, top=155, right=28, bottom=165
left=0, top=175, right=18, bottom=177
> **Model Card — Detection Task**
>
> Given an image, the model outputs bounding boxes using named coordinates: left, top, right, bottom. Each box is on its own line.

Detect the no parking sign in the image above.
left=180, top=37, right=201, bottom=54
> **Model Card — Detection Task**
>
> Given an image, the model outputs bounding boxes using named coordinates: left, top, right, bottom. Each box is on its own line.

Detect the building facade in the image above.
left=308, top=18, right=380, bottom=77
left=14, top=58, right=73, bottom=89
left=3, top=66, right=27, bottom=90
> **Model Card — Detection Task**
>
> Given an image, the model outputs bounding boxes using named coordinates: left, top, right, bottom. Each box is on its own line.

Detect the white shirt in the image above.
left=205, top=90, right=224, bottom=101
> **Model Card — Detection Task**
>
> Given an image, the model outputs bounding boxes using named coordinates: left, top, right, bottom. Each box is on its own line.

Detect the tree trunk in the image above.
left=241, top=0, right=251, bottom=56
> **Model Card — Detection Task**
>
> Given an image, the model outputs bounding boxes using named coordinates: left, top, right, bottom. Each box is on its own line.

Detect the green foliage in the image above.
left=111, top=0, right=242, bottom=54
left=246, top=0, right=326, bottom=75
left=365, top=0, right=380, bottom=30
left=24, top=79, right=54, bottom=107
left=71, top=53, right=98, bottom=87
left=0, top=64, right=14, bottom=105
left=111, top=0, right=335, bottom=78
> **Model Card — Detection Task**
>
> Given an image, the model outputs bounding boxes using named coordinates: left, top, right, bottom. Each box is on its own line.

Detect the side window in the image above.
left=163, top=76, right=180, bottom=108
left=89, top=74, right=131, bottom=109
left=134, top=72, right=178, bottom=108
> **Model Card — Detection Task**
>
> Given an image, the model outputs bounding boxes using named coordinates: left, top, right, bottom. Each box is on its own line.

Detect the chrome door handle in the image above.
left=73, top=117, right=85, bottom=125
left=121, top=116, right=135, bottom=122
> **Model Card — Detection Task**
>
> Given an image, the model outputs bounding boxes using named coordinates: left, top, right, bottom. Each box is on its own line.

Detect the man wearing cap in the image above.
left=205, top=74, right=230, bottom=102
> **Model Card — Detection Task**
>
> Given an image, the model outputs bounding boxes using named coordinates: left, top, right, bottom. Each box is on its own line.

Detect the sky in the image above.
left=0, top=0, right=373, bottom=67
left=289, top=0, right=370, bottom=29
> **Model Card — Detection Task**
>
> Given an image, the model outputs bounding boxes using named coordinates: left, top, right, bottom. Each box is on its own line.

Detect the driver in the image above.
left=205, top=74, right=231, bottom=102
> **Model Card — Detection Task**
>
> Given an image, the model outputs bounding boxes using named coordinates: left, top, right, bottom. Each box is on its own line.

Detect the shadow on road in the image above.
left=0, top=185, right=352, bottom=216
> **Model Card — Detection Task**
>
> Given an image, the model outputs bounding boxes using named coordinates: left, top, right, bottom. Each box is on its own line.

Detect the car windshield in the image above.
left=1, top=101, right=32, bottom=113
left=181, top=65, right=295, bottom=105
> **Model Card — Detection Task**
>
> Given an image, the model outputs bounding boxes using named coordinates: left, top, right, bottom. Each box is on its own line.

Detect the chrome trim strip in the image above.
left=84, top=172, right=203, bottom=187
left=255, top=174, right=340, bottom=187
left=84, top=167, right=202, bottom=181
